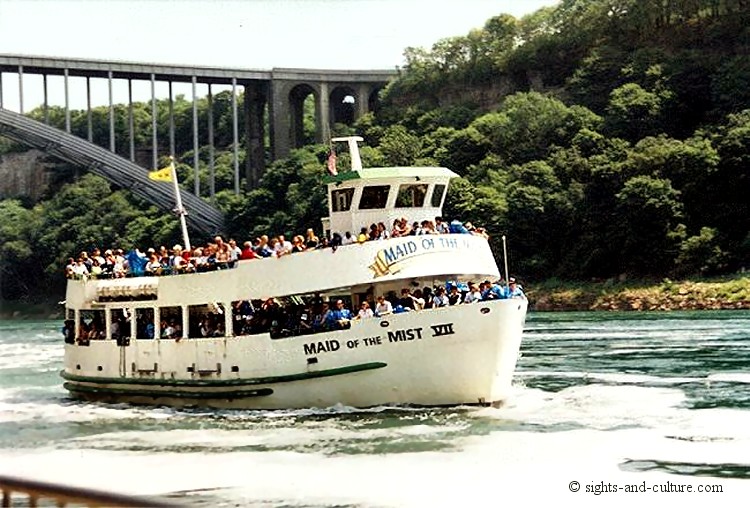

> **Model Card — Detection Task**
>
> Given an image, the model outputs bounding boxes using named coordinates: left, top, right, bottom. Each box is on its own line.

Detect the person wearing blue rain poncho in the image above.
left=449, top=220, right=470, bottom=234
left=125, top=249, right=148, bottom=276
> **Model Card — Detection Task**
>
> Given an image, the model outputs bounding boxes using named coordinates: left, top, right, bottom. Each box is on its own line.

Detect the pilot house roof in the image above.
left=323, top=166, right=458, bottom=185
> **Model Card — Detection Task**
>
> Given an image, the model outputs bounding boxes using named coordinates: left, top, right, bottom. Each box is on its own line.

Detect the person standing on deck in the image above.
left=505, top=277, right=526, bottom=299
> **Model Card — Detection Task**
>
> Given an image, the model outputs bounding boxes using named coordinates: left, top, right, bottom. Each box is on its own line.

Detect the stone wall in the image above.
left=0, top=149, right=53, bottom=201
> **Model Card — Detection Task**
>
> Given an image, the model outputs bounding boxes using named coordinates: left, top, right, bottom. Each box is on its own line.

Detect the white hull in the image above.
left=62, top=299, right=527, bottom=409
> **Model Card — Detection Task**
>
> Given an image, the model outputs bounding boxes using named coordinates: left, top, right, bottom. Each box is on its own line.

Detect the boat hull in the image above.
left=61, top=299, right=527, bottom=409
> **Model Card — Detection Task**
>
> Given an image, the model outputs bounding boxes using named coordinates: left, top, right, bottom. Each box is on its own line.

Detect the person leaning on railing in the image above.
left=63, top=216, right=495, bottom=279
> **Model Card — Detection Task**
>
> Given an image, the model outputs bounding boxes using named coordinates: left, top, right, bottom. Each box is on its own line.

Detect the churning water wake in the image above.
left=1, top=312, right=749, bottom=506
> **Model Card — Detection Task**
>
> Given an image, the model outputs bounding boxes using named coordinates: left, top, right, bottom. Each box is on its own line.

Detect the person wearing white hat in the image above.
left=171, top=245, right=187, bottom=273
left=506, top=277, right=526, bottom=299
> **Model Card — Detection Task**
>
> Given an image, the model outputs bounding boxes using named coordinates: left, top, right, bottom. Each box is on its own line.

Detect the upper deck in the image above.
left=65, top=233, right=500, bottom=310
left=65, top=136, right=498, bottom=311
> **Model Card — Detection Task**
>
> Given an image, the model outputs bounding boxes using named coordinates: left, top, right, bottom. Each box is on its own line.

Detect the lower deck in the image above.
left=62, top=299, right=528, bottom=409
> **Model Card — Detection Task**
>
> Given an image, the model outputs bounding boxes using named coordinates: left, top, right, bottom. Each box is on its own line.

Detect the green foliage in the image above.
left=472, top=92, right=601, bottom=166
left=616, top=175, right=685, bottom=274
left=0, top=200, right=40, bottom=299
left=431, top=126, right=490, bottom=176
left=377, top=125, right=423, bottom=166
left=605, top=83, right=671, bottom=141
left=712, top=56, right=750, bottom=115
left=675, top=227, right=729, bottom=276
left=4, top=0, right=750, bottom=303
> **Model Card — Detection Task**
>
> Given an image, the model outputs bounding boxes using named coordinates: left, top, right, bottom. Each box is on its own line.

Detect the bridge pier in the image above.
left=270, top=76, right=386, bottom=161
left=244, top=82, right=267, bottom=190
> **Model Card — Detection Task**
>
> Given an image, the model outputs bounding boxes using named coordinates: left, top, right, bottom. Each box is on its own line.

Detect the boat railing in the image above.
left=0, top=474, right=177, bottom=507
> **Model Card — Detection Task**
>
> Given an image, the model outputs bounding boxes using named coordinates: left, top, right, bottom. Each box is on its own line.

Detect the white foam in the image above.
left=515, top=370, right=703, bottom=385
left=69, top=421, right=467, bottom=452
left=2, top=430, right=749, bottom=508
left=0, top=342, right=61, bottom=370
left=0, top=398, right=175, bottom=424
left=706, top=372, right=750, bottom=384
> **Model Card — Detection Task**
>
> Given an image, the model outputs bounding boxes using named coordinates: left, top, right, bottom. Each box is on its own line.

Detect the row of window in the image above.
left=332, top=183, right=446, bottom=212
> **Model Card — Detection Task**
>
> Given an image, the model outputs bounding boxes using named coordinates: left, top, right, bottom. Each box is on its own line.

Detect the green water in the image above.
left=1, top=311, right=749, bottom=506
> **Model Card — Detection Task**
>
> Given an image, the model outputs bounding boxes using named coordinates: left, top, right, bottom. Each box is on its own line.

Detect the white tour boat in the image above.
left=61, top=137, right=528, bottom=409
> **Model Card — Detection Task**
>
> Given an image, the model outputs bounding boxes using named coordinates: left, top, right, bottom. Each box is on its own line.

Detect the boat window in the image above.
left=78, top=310, right=105, bottom=341
left=109, top=308, right=131, bottom=341
left=135, top=308, right=155, bottom=340
left=159, top=306, right=183, bottom=340
left=396, top=184, right=428, bottom=208
left=331, top=188, right=355, bottom=212
left=189, top=303, right=226, bottom=338
left=231, top=300, right=256, bottom=336
left=359, top=185, right=391, bottom=209
left=431, top=184, right=446, bottom=208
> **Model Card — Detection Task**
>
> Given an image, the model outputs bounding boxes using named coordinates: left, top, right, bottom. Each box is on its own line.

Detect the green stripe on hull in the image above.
left=61, top=362, right=387, bottom=388
left=63, top=382, right=273, bottom=399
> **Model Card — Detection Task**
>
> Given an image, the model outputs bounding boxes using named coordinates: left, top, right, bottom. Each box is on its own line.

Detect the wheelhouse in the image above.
left=321, top=137, right=457, bottom=238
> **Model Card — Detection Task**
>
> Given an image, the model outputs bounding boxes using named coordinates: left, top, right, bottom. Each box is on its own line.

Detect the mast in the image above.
left=169, top=158, right=191, bottom=251
left=331, top=136, right=363, bottom=171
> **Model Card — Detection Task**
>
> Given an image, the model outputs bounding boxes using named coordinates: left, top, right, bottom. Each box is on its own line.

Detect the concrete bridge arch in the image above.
left=270, top=71, right=389, bottom=158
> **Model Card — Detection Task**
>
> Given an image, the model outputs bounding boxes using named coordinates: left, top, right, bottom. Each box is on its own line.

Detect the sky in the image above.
left=0, top=0, right=558, bottom=109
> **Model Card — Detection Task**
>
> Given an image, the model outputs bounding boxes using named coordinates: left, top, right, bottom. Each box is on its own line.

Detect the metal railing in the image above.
left=0, top=474, right=177, bottom=507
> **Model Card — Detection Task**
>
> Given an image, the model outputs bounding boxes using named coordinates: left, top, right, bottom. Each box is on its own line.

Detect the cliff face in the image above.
left=0, top=149, right=52, bottom=201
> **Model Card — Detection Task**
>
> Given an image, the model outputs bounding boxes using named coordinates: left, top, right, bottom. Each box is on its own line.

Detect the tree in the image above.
left=711, top=55, right=750, bottom=115
left=567, top=45, right=629, bottom=113
left=0, top=200, right=39, bottom=299
left=431, top=126, right=490, bottom=176
left=471, top=92, right=601, bottom=166
left=616, top=175, right=685, bottom=274
left=625, top=135, right=719, bottom=232
left=703, top=109, right=750, bottom=267
left=377, top=125, right=423, bottom=166
left=674, top=226, right=728, bottom=276
left=604, top=82, right=671, bottom=141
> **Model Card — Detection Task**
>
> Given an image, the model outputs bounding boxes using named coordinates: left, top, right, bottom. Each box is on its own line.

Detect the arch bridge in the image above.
left=0, top=54, right=396, bottom=234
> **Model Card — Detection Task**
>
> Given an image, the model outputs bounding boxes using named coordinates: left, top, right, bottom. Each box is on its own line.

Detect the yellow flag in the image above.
left=148, top=166, right=173, bottom=182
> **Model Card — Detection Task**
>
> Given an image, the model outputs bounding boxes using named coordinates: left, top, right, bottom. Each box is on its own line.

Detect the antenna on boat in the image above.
left=331, top=136, right=363, bottom=171
left=502, top=235, right=509, bottom=284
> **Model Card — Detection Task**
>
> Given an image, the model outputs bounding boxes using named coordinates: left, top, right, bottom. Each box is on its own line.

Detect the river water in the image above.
left=1, top=311, right=749, bottom=506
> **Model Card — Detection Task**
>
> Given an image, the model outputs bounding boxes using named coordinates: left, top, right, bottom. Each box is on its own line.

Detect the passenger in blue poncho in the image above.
left=125, top=249, right=148, bottom=276
left=326, top=299, right=354, bottom=329
left=506, top=277, right=526, bottom=299
left=449, top=220, right=470, bottom=234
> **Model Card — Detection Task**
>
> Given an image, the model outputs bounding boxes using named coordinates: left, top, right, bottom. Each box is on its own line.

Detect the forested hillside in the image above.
left=1, top=0, right=749, bottom=301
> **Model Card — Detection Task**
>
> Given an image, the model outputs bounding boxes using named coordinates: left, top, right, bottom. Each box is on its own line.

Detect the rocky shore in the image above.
left=2, top=277, right=749, bottom=319
left=530, top=277, right=750, bottom=312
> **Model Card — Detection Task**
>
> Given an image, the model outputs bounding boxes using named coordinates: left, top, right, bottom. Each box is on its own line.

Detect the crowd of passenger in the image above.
left=65, top=278, right=525, bottom=343
left=239, top=278, right=525, bottom=339
left=64, top=217, right=490, bottom=280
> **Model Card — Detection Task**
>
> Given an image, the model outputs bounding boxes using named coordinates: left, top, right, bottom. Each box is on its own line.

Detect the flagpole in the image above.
left=502, top=235, right=509, bottom=284
left=169, top=157, right=191, bottom=251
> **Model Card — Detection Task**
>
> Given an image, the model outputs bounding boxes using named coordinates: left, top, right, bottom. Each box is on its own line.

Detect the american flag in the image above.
left=327, top=148, right=337, bottom=176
